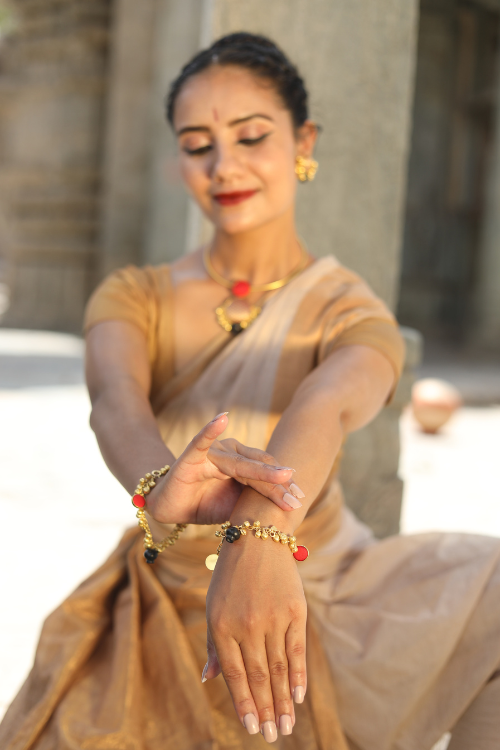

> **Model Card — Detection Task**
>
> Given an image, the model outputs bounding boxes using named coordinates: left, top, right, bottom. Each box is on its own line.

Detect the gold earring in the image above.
left=295, top=155, right=318, bottom=182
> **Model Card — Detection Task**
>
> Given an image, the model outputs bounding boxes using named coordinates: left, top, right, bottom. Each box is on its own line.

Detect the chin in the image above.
left=211, top=208, right=278, bottom=236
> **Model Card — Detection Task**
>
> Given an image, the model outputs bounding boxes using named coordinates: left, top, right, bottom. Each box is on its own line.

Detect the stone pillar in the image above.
left=97, top=0, right=159, bottom=277
left=143, top=0, right=210, bottom=265
left=475, top=59, right=500, bottom=351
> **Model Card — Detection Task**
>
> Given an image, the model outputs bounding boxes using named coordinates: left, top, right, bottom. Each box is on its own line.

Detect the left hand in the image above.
left=147, top=413, right=304, bottom=525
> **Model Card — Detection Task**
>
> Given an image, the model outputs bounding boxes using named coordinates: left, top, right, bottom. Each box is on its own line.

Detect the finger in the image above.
left=182, top=413, right=229, bottom=463
left=245, top=477, right=304, bottom=511
left=286, top=617, right=307, bottom=706
left=240, top=641, right=278, bottom=742
left=202, top=627, right=222, bottom=682
left=265, top=630, right=294, bottom=735
left=213, top=636, right=261, bottom=737
left=209, top=447, right=296, bottom=486
left=232, top=443, right=305, bottom=501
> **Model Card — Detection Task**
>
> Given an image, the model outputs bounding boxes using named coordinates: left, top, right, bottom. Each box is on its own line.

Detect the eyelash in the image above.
left=184, top=132, right=271, bottom=156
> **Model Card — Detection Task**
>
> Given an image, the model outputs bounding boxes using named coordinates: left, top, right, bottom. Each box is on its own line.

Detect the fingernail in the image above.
left=293, top=685, right=305, bottom=703
left=262, top=721, right=278, bottom=743
left=243, top=713, right=259, bottom=735
left=279, top=715, right=293, bottom=735
left=211, top=411, right=229, bottom=422
left=283, top=492, right=302, bottom=509
left=272, top=466, right=295, bottom=472
left=289, top=482, right=305, bottom=499
left=201, top=663, right=208, bottom=683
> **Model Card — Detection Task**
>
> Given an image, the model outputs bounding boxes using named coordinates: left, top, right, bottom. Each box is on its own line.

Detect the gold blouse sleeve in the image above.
left=83, top=265, right=171, bottom=372
left=318, top=268, right=406, bottom=400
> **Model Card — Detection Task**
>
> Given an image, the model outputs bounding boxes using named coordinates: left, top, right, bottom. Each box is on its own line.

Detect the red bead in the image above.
left=293, top=545, right=309, bottom=562
left=132, top=494, right=146, bottom=508
left=231, top=280, right=251, bottom=298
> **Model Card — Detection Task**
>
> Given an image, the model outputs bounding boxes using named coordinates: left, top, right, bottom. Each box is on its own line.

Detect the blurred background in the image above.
left=0, top=2, right=499, bottom=745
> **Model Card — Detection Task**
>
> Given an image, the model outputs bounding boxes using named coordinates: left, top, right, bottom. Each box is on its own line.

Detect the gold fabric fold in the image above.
left=0, top=506, right=348, bottom=750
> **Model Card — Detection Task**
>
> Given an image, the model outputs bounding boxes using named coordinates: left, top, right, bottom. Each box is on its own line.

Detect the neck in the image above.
left=209, top=210, right=304, bottom=285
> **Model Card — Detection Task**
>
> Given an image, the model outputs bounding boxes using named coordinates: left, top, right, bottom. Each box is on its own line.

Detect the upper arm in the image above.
left=85, top=321, right=152, bottom=406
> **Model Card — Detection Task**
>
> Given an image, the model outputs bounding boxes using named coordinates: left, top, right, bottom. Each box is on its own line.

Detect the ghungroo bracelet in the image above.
left=131, top=465, right=188, bottom=564
left=205, top=520, right=309, bottom=570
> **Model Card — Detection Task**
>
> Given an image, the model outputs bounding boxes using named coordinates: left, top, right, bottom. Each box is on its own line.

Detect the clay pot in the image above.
left=411, top=378, right=463, bottom=434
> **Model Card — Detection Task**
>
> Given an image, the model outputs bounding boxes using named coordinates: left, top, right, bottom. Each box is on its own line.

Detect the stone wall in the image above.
left=0, top=0, right=111, bottom=332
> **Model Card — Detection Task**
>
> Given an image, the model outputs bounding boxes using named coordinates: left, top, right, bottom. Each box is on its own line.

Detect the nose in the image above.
left=211, top=143, right=244, bottom=183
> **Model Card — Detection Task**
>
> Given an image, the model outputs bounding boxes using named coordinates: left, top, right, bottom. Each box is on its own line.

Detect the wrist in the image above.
left=143, top=473, right=170, bottom=521
left=230, top=488, right=303, bottom=536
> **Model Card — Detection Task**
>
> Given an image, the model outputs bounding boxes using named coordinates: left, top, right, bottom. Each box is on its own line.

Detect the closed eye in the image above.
left=183, top=131, right=272, bottom=155
left=239, top=132, right=272, bottom=146
left=184, top=144, right=213, bottom=156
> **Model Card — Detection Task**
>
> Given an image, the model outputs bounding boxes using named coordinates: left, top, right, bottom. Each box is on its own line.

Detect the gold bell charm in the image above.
left=295, top=155, right=318, bottom=182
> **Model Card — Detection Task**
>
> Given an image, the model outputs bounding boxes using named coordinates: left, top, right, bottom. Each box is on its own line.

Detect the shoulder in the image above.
left=83, top=263, right=171, bottom=335
left=99, top=263, right=171, bottom=293
left=304, top=256, right=393, bottom=318
left=311, top=257, right=405, bottom=387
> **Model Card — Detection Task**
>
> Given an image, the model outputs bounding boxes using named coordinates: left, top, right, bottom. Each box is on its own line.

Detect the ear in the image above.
left=295, top=120, right=318, bottom=158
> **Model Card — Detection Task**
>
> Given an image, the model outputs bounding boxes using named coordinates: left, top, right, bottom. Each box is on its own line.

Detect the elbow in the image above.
left=88, top=390, right=109, bottom=436
left=89, top=400, right=101, bottom=435
left=291, top=379, right=347, bottom=429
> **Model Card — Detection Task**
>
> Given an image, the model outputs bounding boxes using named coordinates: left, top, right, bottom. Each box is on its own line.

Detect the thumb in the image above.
left=202, top=628, right=221, bottom=682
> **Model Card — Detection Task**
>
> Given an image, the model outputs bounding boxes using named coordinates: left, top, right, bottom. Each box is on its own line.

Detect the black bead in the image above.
left=144, top=548, right=159, bottom=564
left=231, top=322, right=243, bottom=335
left=225, top=526, right=241, bottom=543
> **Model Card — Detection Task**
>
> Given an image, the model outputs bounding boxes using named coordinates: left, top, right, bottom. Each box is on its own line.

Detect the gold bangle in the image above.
left=131, top=465, right=188, bottom=564
left=205, top=520, right=309, bottom=570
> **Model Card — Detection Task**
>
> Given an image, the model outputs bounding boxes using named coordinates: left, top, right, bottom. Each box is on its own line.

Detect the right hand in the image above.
left=147, top=413, right=305, bottom=525
left=205, top=523, right=307, bottom=741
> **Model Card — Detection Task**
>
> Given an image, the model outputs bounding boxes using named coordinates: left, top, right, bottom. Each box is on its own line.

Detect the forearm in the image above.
left=229, top=345, right=394, bottom=534
left=229, top=385, right=344, bottom=534
left=90, top=380, right=175, bottom=496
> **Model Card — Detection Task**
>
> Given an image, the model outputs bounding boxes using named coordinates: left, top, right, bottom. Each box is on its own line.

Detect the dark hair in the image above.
left=166, top=32, right=309, bottom=129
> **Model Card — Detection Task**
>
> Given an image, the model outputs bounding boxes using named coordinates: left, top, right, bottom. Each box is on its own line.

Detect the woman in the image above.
left=2, top=33, right=500, bottom=750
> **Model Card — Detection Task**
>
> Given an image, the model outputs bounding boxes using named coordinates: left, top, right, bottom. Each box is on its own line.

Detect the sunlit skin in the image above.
left=86, top=63, right=394, bottom=740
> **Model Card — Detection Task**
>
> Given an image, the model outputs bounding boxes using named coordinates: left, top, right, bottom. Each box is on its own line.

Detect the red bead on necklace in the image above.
left=231, top=280, right=251, bottom=298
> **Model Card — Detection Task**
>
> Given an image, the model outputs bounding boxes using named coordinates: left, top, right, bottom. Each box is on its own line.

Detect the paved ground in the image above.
left=1, top=330, right=499, bottom=750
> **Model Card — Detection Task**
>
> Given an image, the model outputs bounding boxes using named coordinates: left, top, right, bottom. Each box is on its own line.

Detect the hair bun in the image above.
left=166, top=32, right=309, bottom=130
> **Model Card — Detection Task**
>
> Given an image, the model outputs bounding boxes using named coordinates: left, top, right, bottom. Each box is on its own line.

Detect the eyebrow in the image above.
left=176, top=113, right=274, bottom=136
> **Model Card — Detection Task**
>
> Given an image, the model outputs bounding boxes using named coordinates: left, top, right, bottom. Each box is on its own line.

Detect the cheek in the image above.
left=179, top=158, right=210, bottom=197
left=254, top=146, right=297, bottom=200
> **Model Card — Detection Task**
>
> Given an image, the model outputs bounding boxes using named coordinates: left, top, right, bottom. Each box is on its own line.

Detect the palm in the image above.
left=146, top=416, right=297, bottom=525
left=159, top=469, right=243, bottom=525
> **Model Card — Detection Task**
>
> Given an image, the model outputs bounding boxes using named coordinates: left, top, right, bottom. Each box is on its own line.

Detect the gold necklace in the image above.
left=203, top=244, right=309, bottom=334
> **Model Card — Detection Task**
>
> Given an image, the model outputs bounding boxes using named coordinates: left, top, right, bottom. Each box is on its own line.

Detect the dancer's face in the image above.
left=173, top=65, right=317, bottom=235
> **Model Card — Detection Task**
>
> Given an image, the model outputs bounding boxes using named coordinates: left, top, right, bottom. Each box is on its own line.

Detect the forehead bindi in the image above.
left=174, top=67, right=284, bottom=128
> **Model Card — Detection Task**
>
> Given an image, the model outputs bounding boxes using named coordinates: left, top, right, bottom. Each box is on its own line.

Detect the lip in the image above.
left=213, top=189, right=258, bottom=206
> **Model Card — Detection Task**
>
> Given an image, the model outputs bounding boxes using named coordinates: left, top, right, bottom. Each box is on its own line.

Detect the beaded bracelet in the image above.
left=131, top=465, right=188, bottom=564
left=205, top=520, right=309, bottom=570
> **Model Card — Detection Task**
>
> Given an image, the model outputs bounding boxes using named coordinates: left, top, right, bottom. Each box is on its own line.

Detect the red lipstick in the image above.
left=213, top=190, right=258, bottom=206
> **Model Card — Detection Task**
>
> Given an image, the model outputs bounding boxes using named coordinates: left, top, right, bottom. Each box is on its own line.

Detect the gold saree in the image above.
left=2, top=257, right=500, bottom=750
